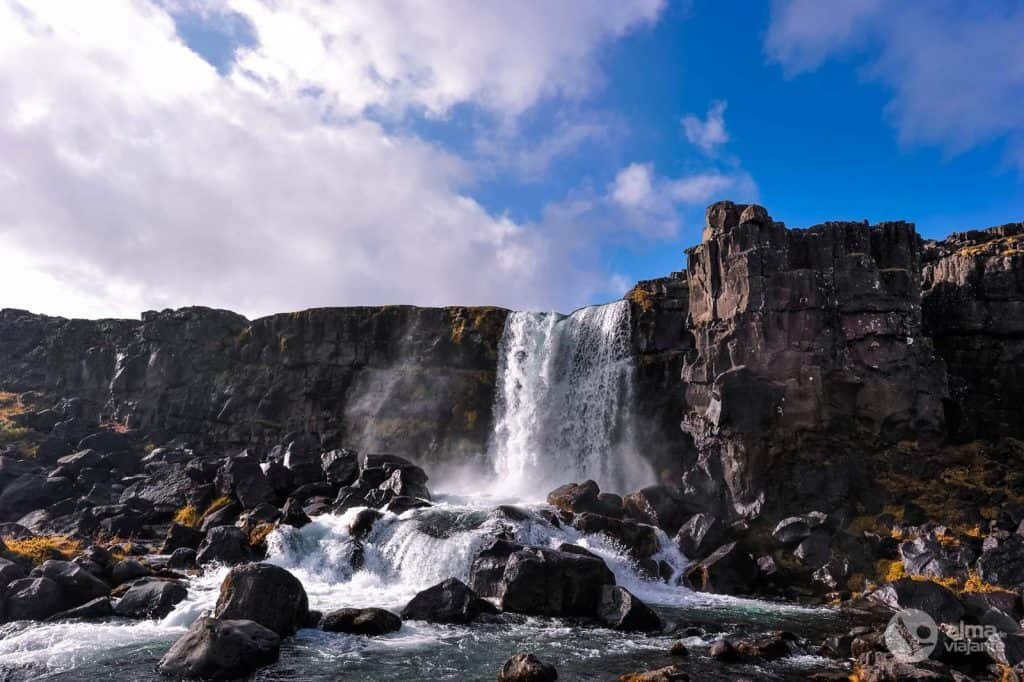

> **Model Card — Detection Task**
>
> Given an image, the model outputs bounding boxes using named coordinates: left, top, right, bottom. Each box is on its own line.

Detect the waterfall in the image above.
left=488, top=300, right=652, bottom=496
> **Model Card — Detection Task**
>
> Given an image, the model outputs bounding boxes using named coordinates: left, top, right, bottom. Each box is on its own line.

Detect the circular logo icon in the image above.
left=885, top=608, right=939, bottom=662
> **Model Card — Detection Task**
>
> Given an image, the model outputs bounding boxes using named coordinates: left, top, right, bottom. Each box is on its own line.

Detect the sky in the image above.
left=0, top=0, right=1022, bottom=320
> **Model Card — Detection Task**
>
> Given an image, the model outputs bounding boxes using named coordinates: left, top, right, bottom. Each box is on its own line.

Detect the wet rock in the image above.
left=674, top=512, right=726, bottom=560
left=683, top=542, right=758, bottom=595
left=280, top=496, right=311, bottom=528
left=162, top=522, right=204, bottom=554
left=620, top=666, right=689, bottom=681
left=497, top=653, right=558, bottom=681
left=400, top=577, right=496, bottom=624
left=157, top=617, right=280, bottom=679
left=321, top=449, right=359, bottom=486
left=196, top=525, right=252, bottom=566
left=4, top=576, right=63, bottom=620
left=669, top=640, right=689, bottom=656
left=572, top=512, right=659, bottom=559
left=384, top=496, right=431, bottom=515
left=469, top=538, right=524, bottom=599
left=867, top=578, right=966, bottom=624
left=111, top=558, right=150, bottom=585
left=348, top=508, right=382, bottom=540
left=623, top=485, right=690, bottom=534
left=547, top=480, right=604, bottom=515
left=113, top=579, right=187, bottom=618
left=31, top=559, right=110, bottom=607
left=378, top=468, right=431, bottom=500
left=167, top=547, right=198, bottom=570
left=46, top=596, right=114, bottom=621
left=709, top=638, right=740, bottom=662
left=597, top=585, right=662, bottom=632
left=320, top=607, right=401, bottom=636
left=214, top=562, right=309, bottom=636
left=734, top=631, right=800, bottom=660
left=498, top=547, right=615, bottom=617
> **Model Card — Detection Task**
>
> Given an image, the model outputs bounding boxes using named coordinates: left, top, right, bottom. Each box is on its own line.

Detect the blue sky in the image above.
left=1, top=1, right=1022, bottom=318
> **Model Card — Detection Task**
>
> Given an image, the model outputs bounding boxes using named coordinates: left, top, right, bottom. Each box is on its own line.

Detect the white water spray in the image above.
left=488, top=300, right=652, bottom=496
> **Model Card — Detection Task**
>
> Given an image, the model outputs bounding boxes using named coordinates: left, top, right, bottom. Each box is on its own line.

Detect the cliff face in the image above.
left=1, top=202, right=1022, bottom=523
left=677, top=202, right=947, bottom=518
left=626, top=271, right=695, bottom=483
left=922, top=224, right=1024, bottom=442
left=0, top=305, right=509, bottom=466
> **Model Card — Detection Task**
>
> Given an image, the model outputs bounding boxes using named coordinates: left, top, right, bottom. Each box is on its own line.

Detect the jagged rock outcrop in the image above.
left=679, top=201, right=947, bottom=519
left=922, top=223, right=1024, bottom=441
left=626, top=272, right=694, bottom=482
left=0, top=306, right=508, bottom=465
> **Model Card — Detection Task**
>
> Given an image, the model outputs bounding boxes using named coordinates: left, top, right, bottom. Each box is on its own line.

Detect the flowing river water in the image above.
left=0, top=303, right=855, bottom=679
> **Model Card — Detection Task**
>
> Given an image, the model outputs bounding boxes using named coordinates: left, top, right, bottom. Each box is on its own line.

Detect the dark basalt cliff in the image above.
left=1, top=201, right=1021, bottom=521
left=676, top=203, right=948, bottom=519
left=922, top=223, right=1024, bottom=442
left=0, top=306, right=508, bottom=467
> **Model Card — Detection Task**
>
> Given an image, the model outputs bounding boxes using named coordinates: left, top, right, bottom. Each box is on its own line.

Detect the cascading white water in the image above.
left=488, top=300, right=652, bottom=496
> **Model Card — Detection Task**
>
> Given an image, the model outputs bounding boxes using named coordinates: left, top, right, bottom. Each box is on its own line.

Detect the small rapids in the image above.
left=0, top=496, right=849, bottom=681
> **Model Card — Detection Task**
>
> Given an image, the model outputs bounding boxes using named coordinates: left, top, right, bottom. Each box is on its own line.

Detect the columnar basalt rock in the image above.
left=921, top=223, right=1024, bottom=442
left=679, top=201, right=947, bottom=519
left=0, top=305, right=509, bottom=466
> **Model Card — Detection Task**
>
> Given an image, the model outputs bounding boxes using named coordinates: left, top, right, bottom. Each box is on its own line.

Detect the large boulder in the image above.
left=572, top=513, right=659, bottom=559
left=0, top=474, right=74, bottom=520
left=214, top=563, right=309, bottom=636
left=30, top=560, right=110, bottom=607
left=469, top=538, right=523, bottom=599
left=498, top=547, right=616, bottom=617
left=162, top=522, right=204, bottom=554
left=623, top=485, right=691, bottom=534
left=47, top=596, right=114, bottom=621
left=321, top=449, right=359, bottom=486
left=114, top=579, right=188, bottom=619
left=547, top=480, right=618, bottom=516
left=497, top=653, right=558, bottom=681
left=4, top=576, right=64, bottom=620
left=196, top=525, right=252, bottom=566
left=867, top=578, right=966, bottom=625
left=320, top=607, right=401, bottom=636
left=683, top=542, right=759, bottom=595
left=400, top=577, right=495, bottom=624
left=597, top=585, right=662, bottom=632
left=674, top=513, right=726, bottom=561
left=157, top=617, right=280, bottom=679
left=215, top=453, right=272, bottom=509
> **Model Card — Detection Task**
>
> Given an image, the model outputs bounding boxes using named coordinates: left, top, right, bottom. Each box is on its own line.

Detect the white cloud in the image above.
left=226, top=0, right=665, bottom=118
left=611, top=163, right=655, bottom=209
left=0, top=0, right=667, bottom=319
left=682, top=100, right=729, bottom=153
left=609, top=162, right=757, bottom=236
left=766, top=0, right=1024, bottom=165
